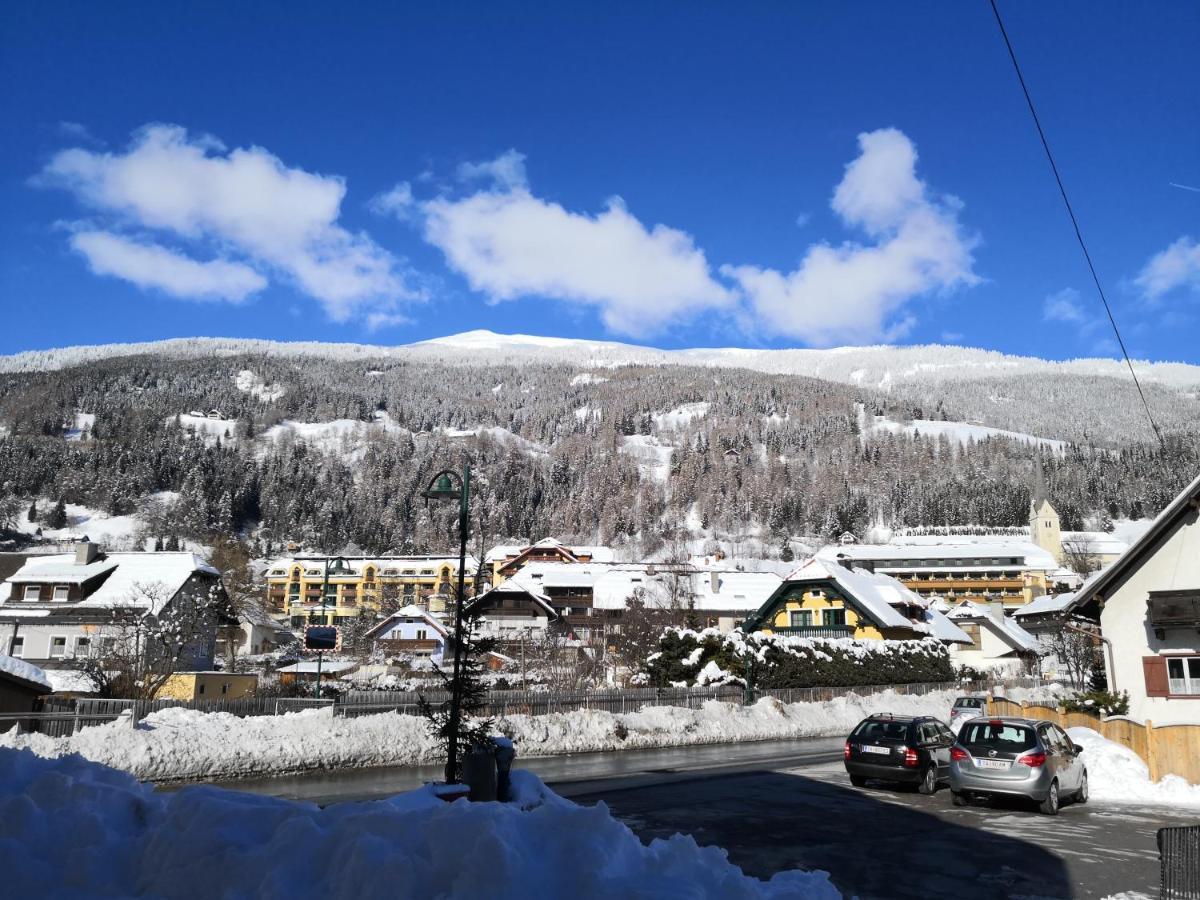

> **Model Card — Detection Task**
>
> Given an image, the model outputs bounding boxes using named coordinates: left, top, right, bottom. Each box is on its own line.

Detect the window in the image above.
left=825, top=608, right=847, bottom=626
left=23, top=585, right=40, bottom=602
left=221, top=684, right=229, bottom=695
left=789, top=610, right=814, bottom=628
left=1167, top=657, right=1200, bottom=695
left=199, top=683, right=206, bottom=695
left=49, top=636, right=68, bottom=658
left=73, top=636, right=91, bottom=657
left=416, top=629, right=428, bottom=640
left=10, top=637, right=24, bottom=658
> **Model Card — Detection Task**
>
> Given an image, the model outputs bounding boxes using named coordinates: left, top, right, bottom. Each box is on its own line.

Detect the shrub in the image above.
left=1063, top=690, right=1130, bottom=717
left=646, top=627, right=954, bottom=689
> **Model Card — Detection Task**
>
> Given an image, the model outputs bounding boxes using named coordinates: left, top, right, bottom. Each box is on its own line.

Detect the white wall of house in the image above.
left=474, top=614, right=550, bottom=638
left=1101, top=516, right=1200, bottom=726
left=374, top=617, right=446, bottom=657
left=948, top=624, right=1024, bottom=675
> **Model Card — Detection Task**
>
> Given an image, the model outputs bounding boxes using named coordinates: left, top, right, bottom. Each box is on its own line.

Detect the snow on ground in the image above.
left=435, top=426, right=549, bottom=456
left=653, top=401, right=710, bottom=430
left=867, top=413, right=1068, bottom=452
left=620, top=434, right=674, bottom=482
left=0, top=750, right=838, bottom=900
left=1068, top=726, right=1200, bottom=807
left=174, top=413, right=240, bottom=446
left=259, top=414, right=407, bottom=460
left=570, top=372, right=609, bottom=386
left=0, top=687, right=1061, bottom=784
left=233, top=368, right=286, bottom=402
left=64, top=411, right=95, bottom=440
left=13, top=499, right=152, bottom=550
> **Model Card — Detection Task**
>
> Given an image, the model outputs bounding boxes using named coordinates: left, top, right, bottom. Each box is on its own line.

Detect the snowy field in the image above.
left=2, top=687, right=1057, bottom=784
left=0, top=749, right=839, bottom=900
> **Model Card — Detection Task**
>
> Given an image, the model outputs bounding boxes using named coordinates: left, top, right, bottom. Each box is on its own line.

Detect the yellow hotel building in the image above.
left=265, top=555, right=480, bottom=626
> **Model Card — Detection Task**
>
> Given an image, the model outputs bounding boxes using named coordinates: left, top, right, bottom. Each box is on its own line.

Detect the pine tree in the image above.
left=27, top=500, right=37, bottom=522
left=47, top=499, right=68, bottom=529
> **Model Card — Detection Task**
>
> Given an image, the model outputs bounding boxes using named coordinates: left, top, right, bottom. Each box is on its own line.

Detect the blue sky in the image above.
left=2, top=2, right=1198, bottom=361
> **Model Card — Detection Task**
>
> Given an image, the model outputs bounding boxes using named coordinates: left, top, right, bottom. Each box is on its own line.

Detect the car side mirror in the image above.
left=1072, top=743, right=1083, bottom=755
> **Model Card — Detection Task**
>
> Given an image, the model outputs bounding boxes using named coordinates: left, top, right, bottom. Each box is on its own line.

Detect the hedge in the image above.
left=646, top=627, right=955, bottom=689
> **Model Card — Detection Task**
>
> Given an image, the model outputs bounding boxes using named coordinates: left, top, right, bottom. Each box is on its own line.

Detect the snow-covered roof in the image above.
left=1013, top=593, right=1077, bottom=618
left=484, top=539, right=615, bottom=565
left=924, top=608, right=973, bottom=644
left=3, top=552, right=219, bottom=614
left=780, top=557, right=927, bottom=630
left=1060, top=532, right=1129, bottom=556
left=820, top=540, right=1058, bottom=571
left=691, top=571, right=783, bottom=612
left=474, top=579, right=557, bottom=617
left=946, top=602, right=1039, bottom=652
left=1070, top=471, right=1200, bottom=616
left=365, top=605, right=449, bottom=640
left=265, top=555, right=480, bottom=576
left=0, top=653, right=52, bottom=692
left=44, top=668, right=100, bottom=694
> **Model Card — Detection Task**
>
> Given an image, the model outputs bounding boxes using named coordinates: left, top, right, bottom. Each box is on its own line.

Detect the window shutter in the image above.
left=1143, top=656, right=1169, bottom=697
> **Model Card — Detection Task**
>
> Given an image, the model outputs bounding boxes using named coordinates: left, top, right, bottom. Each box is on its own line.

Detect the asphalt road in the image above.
left=185, top=739, right=1198, bottom=898
left=565, top=760, right=1198, bottom=900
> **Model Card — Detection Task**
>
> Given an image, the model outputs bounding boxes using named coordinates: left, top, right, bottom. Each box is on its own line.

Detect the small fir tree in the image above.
left=418, top=618, right=496, bottom=784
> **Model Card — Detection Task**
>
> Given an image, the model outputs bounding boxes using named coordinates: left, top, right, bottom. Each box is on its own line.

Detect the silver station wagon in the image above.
left=949, top=717, right=1088, bottom=816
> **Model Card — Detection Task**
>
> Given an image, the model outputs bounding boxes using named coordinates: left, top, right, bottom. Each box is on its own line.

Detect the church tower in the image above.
left=1029, top=498, right=1063, bottom=564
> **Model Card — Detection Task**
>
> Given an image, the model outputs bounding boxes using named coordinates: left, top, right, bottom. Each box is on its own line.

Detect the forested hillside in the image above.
left=1, top=343, right=1197, bottom=557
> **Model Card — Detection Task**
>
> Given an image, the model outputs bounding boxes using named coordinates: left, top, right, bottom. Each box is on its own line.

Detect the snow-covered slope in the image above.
left=4, top=330, right=1198, bottom=391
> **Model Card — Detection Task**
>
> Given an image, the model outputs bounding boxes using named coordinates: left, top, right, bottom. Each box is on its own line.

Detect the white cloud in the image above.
left=1043, top=287, right=1088, bottom=324
left=1134, top=236, right=1200, bottom=300
left=419, top=160, right=734, bottom=335
left=70, top=230, right=266, bottom=301
left=456, top=149, right=527, bottom=190
left=369, top=181, right=415, bottom=219
left=723, top=128, right=978, bottom=346
left=39, top=124, right=417, bottom=320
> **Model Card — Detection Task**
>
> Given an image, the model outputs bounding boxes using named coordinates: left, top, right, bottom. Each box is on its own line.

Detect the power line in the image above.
left=988, top=0, right=1165, bottom=448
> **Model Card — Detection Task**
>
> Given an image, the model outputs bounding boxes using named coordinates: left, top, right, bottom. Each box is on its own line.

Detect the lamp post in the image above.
left=421, top=463, right=471, bottom=784
left=314, top=556, right=350, bottom=698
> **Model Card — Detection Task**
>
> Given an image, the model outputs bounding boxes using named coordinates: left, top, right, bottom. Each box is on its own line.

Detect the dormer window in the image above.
left=23, top=586, right=40, bottom=602
left=52, top=586, right=69, bottom=602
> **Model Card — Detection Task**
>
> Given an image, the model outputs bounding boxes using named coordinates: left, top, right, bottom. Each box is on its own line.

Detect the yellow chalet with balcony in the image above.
left=742, top=557, right=971, bottom=646
left=265, top=554, right=480, bottom=627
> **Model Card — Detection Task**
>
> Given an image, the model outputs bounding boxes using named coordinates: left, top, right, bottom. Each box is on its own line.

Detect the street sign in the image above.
left=304, top=625, right=340, bottom=651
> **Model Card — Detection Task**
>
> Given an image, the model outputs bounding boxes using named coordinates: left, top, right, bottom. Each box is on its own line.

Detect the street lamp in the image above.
left=314, top=556, right=351, bottom=697
left=421, top=463, right=471, bottom=784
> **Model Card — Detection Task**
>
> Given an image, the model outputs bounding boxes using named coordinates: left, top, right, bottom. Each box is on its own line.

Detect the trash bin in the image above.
left=463, top=744, right=497, bottom=802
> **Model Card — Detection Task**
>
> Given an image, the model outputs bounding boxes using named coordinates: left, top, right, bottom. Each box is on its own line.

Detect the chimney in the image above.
left=989, top=599, right=1007, bottom=619
left=710, top=571, right=720, bottom=593
left=75, top=541, right=100, bottom=566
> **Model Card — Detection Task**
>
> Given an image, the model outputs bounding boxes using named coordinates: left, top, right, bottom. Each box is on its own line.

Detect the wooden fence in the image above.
left=989, top=698, right=1200, bottom=785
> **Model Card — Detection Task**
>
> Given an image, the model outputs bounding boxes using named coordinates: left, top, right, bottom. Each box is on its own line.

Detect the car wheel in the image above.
left=1076, top=771, right=1088, bottom=804
left=918, top=765, right=938, bottom=795
left=1039, top=780, right=1060, bottom=816
left=951, top=790, right=969, bottom=807
left=849, top=775, right=867, bottom=787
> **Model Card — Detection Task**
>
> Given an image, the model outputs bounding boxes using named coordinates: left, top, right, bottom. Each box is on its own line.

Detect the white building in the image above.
left=364, top=605, right=450, bottom=662
left=946, top=601, right=1040, bottom=675
left=1068, top=473, right=1200, bottom=726
left=468, top=579, right=558, bottom=640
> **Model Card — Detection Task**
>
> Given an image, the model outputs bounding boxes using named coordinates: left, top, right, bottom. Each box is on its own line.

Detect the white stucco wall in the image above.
left=948, top=624, right=1022, bottom=674
left=1101, top=512, right=1200, bottom=726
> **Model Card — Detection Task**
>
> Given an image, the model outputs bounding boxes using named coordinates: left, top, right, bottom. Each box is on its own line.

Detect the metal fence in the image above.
left=6, top=678, right=996, bottom=736
left=1159, top=825, right=1200, bottom=899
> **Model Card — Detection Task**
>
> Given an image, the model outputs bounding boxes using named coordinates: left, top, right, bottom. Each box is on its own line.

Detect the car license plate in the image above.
left=976, top=759, right=1009, bottom=770
left=862, top=745, right=891, bottom=755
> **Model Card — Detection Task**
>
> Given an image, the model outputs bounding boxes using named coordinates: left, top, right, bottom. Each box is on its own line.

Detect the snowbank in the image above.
left=0, top=687, right=1024, bottom=783
left=0, top=749, right=839, bottom=899
left=1068, top=727, right=1200, bottom=807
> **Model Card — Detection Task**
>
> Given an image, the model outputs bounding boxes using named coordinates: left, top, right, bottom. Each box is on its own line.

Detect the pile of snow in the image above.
left=0, top=687, right=1028, bottom=783
left=0, top=654, right=52, bottom=692
left=1068, top=727, right=1200, bottom=807
left=233, top=368, right=285, bottom=402
left=0, top=749, right=838, bottom=899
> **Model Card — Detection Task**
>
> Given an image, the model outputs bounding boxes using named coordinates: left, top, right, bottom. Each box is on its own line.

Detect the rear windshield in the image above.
left=959, top=722, right=1036, bottom=752
left=954, top=698, right=985, bottom=709
left=852, top=719, right=910, bottom=742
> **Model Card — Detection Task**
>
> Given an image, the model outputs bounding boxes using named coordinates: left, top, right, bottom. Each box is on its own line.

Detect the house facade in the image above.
left=946, top=601, right=1040, bottom=675
left=1069, top=473, right=1200, bottom=726
left=467, top=580, right=558, bottom=641
left=264, top=554, right=480, bottom=625
left=363, top=605, right=449, bottom=661
left=743, top=557, right=970, bottom=644
left=0, top=544, right=226, bottom=673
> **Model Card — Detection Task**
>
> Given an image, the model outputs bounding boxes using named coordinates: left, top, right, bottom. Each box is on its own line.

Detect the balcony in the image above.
left=775, top=625, right=855, bottom=638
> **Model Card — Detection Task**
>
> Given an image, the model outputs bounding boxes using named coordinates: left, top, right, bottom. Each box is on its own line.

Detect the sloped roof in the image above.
left=0, top=653, right=52, bottom=692
left=691, top=571, right=783, bottom=612
left=364, top=605, right=449, bottom=640
left=486, top=539, right=615, bottom=566
left=749, top=557, right=926, bottom=631
left=1070, top=472, right=1200, bottom=617
left=1013, top=592, right=1077, bottom=618
left=471, top=579, right=557, bottom=618
left=947, top=601, right=1039, bottom=652
left=924, top=608, right=973, bottom=644
left=3, top=552, right=218, bottom=614
left=822, top=540, right=1058, bottom=571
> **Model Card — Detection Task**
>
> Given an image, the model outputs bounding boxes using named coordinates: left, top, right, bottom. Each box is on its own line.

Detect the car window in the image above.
left=959, top=722, right=1036, bottom=752
left=1050, top=725, right=1074, bottom=753
left=854, top=720, right=909, bottom=741
left=1036, top=725, right=1059, bottom=754
left=918, top=723, right=938, bottom=743
left=954, top=698, right=985, bottom=709
left=938, top=724, right=955, bottom=743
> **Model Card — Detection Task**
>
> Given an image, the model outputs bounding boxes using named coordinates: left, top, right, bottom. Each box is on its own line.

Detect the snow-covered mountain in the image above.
left=4, top=329, right=1198, bottom=392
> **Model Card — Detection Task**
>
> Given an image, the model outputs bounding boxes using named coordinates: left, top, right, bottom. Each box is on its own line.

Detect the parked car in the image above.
left=948, top=695, right=988, bottom=730
left=949, top=717, right=1088, bottom=816
left=844, top=714, right=957, bottom=795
